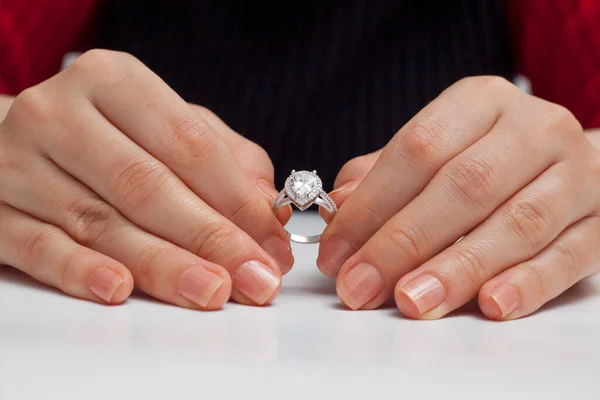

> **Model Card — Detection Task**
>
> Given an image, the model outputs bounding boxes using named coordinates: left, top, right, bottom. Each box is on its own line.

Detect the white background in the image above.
left=1, top=213, right=599, bottom=399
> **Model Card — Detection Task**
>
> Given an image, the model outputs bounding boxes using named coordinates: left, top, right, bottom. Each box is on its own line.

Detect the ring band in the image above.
left=271, top=170, right=337, bottom=244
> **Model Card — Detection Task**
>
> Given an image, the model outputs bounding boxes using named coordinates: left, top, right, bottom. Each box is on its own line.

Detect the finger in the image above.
left=479, top=216, right=600, bottom=320
left=336, top=98, right=585, bottom=309
left=319, top=150, right=381, bottom=223
left=394, top=162, right=597, bottom=319
left=0, top=202, right=134, bottom=304
left=18, top=104, right=281, bottom=304
left=0, top=149, right=239, bottom=309
left=190, top=104, right=292, bottom=225
left=319, top=76, right=521, bottom=277
left=53, top=49, right=292, bottom=273
left=11, top=68, right=287, bottom=297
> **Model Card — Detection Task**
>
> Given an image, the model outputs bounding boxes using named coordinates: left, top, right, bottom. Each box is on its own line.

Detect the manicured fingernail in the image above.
left=232, top=260, right=280, bottom=305
left=256, top=179, right=279, bottom=199
left=90, top=267, right=124, bottom=303
left=337, top=263, right=384, bottom=310
left=490, top=284, right=520, bottom=318
left=178, top=266, right=224, bottom=307
left=317, top=236, right=354, bottom=277
left=398, top=274, right=446, bottom=315
left=261, top=236, right=293, bottom=272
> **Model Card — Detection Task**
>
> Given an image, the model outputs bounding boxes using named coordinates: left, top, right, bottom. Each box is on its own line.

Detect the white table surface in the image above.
left=1, top=212, right=600, bottom=399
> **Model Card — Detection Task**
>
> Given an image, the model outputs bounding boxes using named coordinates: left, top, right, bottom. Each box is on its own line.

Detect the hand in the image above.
left=318, top=76, right=600, bottom=320
left=0, top=49, right=293, bottom=310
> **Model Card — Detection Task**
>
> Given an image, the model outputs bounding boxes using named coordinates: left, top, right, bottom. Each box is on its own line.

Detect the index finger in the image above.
left=191, top=105, right=292, bottom=227
left=318, top=76, right=519, bottom=277
left=65, top=50, right=293, bottom=272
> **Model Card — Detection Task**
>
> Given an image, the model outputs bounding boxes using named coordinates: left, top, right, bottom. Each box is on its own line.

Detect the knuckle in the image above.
left=113, top=159, right=170, bottom=209
left=135, top=244, right=171, bottom=290
left=445, top=157, right=496, bottom=209
left=552, top=240, right=583, bottom=285
left=168, top=117, right=221, bottom=168
left=226, top=195, right=265, bottom=225
left=187, top=218, right=234, bottom=259
left=363, top=201, right=386, bottom=226
left=519, top=262, right=550, bottom=303
left=69, top=49, right=135, bottom=85
left=9, top=86, right=53, bottom=123
left=70, top=49, right=116, bottom=73
left=239, top=141, right=271, bottom=165
left=194, top=105, right=218, bottom=119
left=394, top=116, right=449, bottom=164
left=458, top=75, right=513, bottom=93
left=348, top=195, right=386, bottom=226
left=237, top=140, right=274, bottom=175
left=66, top=197, right=119, bottom=248
left=19, top=226, right=59, bottom=269
left=542, top=102, right=583, bottom=136
left=385, top=221, right=428, bottom=264
left=504, top=198, right=552, bottom=249
left=446, top=245, right=487, bottom=288
left=171, top=116, right=212, bottom=144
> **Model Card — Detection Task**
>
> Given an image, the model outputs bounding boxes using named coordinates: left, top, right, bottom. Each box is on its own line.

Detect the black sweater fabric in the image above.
left=95, top=0, right=513, bottom=188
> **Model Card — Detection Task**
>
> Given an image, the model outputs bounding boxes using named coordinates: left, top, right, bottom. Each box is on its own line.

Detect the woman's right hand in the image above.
left=0, top=49, right=294, bottom=310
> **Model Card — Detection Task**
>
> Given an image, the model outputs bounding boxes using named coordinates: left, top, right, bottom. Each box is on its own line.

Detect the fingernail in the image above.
left=178, top=266, right=224, bottom=307
left=490, top=284, right=520, bottom=318
left=317, top=236, right=355, bottom=277
left=337, top=263, right=384, bottom=310
left=398, top=274, right=446, bottom=315
left=261, top=236, right=293, bottom=272
left=330, top=180, right=358, bottom=197
left=89, top=267, right=124, bottom=303
left=256, top=179, right=279, bottom=200
left=232, top=260, right=280, bottom=305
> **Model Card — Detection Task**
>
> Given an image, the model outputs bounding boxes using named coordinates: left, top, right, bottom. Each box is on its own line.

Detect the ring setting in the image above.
left=272, top=170, right=337, bottom=244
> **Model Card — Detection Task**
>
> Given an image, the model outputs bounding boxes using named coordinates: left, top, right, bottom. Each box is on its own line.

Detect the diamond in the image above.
left=285, top=170, right=323, bottom=210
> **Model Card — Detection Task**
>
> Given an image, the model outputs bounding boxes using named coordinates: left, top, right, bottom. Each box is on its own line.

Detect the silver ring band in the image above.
left=271, top=170, right=337, bottom=244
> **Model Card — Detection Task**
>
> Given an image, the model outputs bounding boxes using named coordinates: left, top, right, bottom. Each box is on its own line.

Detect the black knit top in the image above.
left=96, top=0, right=513, bottom=188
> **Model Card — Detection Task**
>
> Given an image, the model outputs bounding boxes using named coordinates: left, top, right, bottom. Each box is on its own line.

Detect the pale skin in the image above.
left=1, top=50, right=599, bottom=320
left=319, top=76, right=600, bottom=320
left=0, top=50, right=293, bottom=310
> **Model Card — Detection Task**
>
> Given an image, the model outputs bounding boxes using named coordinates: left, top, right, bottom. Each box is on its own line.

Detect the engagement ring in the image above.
left=271, top=170, right=337, bottom=244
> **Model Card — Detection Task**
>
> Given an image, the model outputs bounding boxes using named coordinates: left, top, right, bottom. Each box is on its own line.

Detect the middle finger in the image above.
left=12, top=101, right=282, bottom=306
left=58, top=50, right=292, bottom=270
left=335, top=98, right=584, bottom=310
left=395, top=160, right=597, bottom=319
left=318, top=76, right=520, bottom=277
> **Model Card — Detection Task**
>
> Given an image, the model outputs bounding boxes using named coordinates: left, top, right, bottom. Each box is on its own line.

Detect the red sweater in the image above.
left=1, top=0, right=599, bottom=128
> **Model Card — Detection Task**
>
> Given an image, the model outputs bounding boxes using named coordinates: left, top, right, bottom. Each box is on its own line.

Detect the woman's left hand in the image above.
left=318, top=76, right=600, bottom=320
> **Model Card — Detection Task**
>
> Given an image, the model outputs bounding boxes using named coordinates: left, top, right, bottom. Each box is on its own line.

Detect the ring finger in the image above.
left=0, top=152, right=274, bottom=308
left=318, top=76, right=521, bottom=277
left=65, top=51, right=292, bottom=270
left=6, top=98, right=282, bottom=305
left=335, top=99, right=583, bottom=310
left=0, top=202, right=134, bottom=304
left=479, top=216, right=600, bottom=320
left=394, top=162, right=597, bottom=319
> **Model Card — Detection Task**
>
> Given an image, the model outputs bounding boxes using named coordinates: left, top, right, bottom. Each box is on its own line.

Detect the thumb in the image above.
left=321, top=149, right=383, bottom=223
left=190, top=104, right=292, bottom=225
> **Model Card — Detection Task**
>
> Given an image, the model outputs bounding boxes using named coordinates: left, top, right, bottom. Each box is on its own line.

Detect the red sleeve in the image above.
left=0, top=0, right=99, bottom=95
left=509, top=0, right=600, bottom=129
